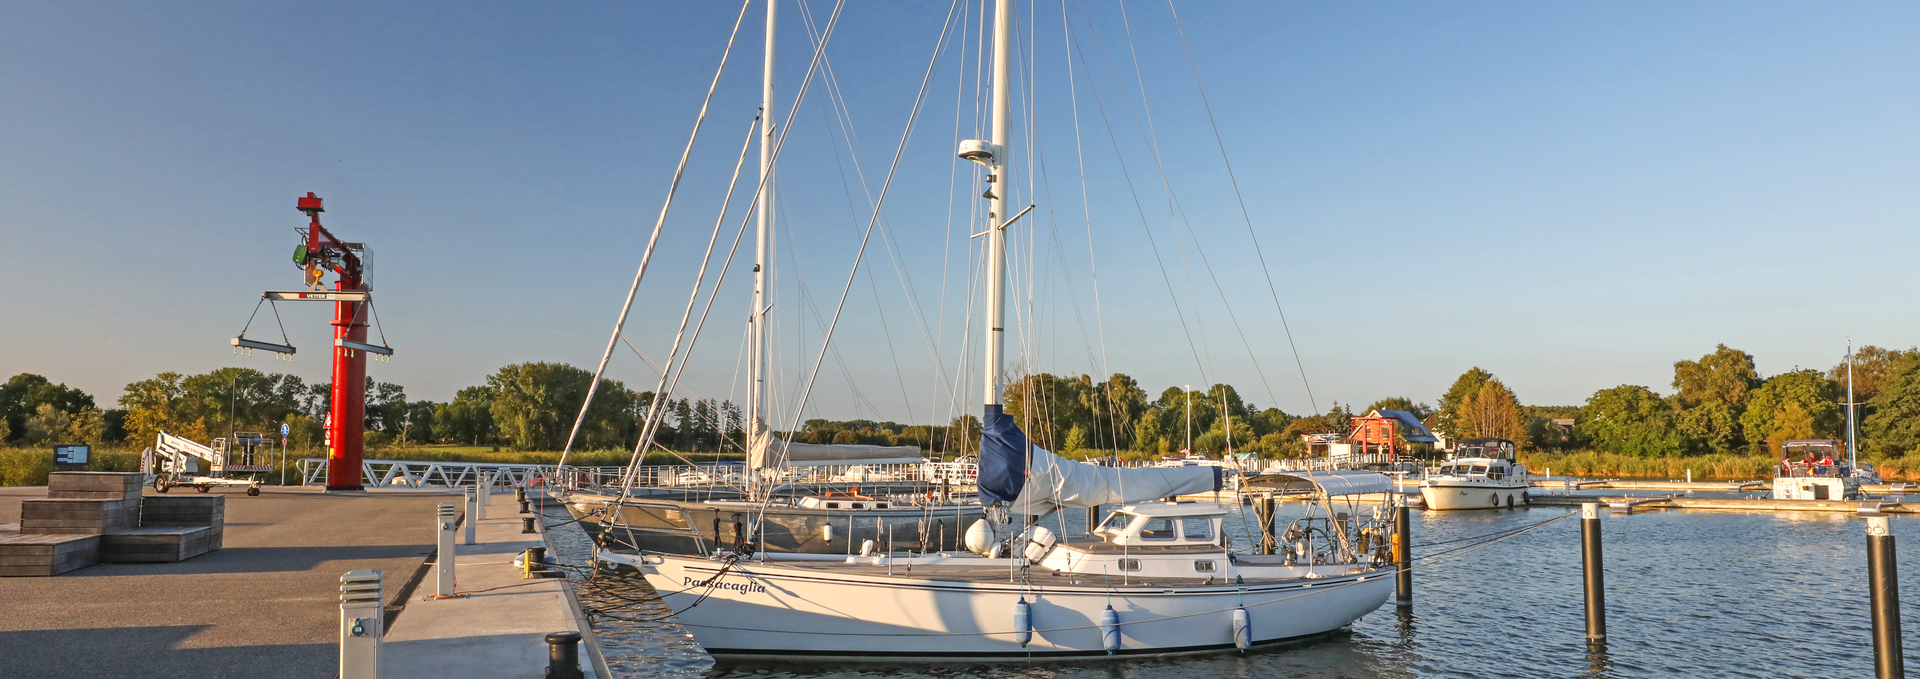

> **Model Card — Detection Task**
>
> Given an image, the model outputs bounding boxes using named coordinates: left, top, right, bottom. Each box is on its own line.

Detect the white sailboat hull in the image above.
left=631, top=554, right=1393, bottom=660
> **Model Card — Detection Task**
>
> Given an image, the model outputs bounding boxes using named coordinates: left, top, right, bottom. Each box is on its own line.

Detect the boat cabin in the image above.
left=797, top=493, right=892, bottom=510
left=1090, top=502, right=1224, bottom=547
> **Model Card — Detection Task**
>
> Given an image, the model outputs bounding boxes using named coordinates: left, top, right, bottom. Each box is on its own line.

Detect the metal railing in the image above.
left=296, top=458, right=979, bottom=492
left=296, top=458, right=627, bottom=489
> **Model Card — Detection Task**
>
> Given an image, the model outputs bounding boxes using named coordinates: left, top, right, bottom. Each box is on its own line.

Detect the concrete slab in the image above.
left=383, top=490, right=611, bottom=678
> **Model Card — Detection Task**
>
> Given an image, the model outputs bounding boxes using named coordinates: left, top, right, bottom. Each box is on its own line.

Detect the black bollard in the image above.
left=1395, top=503, right=1413, bottom=608
left=515, top=487, right=527, bottom=503
left=1260, top=494, right=1278, bottom=556
left=1867, top=516, right=1904, bottom=679
left=520, top=498, right=531, bottom=514
left=1582, top=503, right=1606, bottom=647
left=1086, top=505, right=1100, bottom=537
left=523, top=516, right=538, bottom=534
left=544, top=631, right=584, bottom=679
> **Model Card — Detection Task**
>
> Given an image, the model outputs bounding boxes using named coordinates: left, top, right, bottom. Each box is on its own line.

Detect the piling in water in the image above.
left=1582, top=503, right=1606, bottom=647
left=1395, top=503, right=1412, bottom=608
left=1867, top=516, right=1904, bottom=679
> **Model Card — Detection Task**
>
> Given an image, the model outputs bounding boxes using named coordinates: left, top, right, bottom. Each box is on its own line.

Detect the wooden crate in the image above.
left=140, top=495, right=224, bottom=549
left=19, top=498, right=139, bottom=535
left=46, top=472, right=145, bottom=501
left=0, top=531, right=102, bottom=577
left=100, top=527, right=215, bottom=563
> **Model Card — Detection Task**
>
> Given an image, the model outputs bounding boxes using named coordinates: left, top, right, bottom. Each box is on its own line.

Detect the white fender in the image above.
left=821, top=523, right=835, bottom=543
left=1100, top=605, right=1120, bottom=653
left=964, top=519, right=997, bottom=556
left=1013, top=598, right=1032, bottom=647
left=1231, top=607, right=1252, bottom=652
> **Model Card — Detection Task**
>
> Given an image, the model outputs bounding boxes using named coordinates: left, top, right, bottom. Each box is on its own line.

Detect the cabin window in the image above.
left=1180, top=518, right=1214, bottom=541
left=826, top=502, right=840, bottom=509
left=875, top=503, right=889, bottom=509
left=1194, top=560, right=1216, bottom=572
left=1095, top=512, right=1132, bottom=535
left=1139, top=518, right=1177, bottom=540
left=1471, top=465, right=1489, bottom=475
left=1118, top=558, right=1142, bottom=572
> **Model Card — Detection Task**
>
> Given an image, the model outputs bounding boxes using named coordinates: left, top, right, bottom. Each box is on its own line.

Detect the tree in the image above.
left=1461, top=380, right=1527, bottom=444
left=434, top=386, right=496, bottom=445
left=1, top=374, right=95, bottom=444
left=1434, top=368, right=1496, bottom=440
left=1865, top=353, right=1920, bottom=457
left=486, top=362, right=634, bottom=451
left=1830, top=346, right=1916, bottom=404
left=1740, top=369, right=1841, bottom=454
left=1671, top=345, right=1759, bottom=453
left=24, top=404, right=73, bottom=444
left=1578, top=385, right=1689, bottom=458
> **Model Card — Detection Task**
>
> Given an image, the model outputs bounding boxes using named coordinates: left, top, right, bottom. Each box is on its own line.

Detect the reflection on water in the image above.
left=543, top=500, right=1919, bottom=678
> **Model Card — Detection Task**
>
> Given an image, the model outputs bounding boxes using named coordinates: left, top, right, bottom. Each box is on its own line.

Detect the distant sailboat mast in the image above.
left=1847, top=339, right=1858, bottom=472
left=748, top=0, right=777, bottom=496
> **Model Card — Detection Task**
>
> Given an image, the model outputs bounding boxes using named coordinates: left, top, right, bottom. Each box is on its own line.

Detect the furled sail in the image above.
left=750, top=418, right=925, bottom=468
left=978, top=405, right=1219, bottom=509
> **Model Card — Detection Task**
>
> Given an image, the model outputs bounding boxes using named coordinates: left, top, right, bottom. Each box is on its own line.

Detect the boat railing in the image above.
left=1775, top=464, right=1852, bottom=479
left=295, top=458, right=628, bottom=489
left=1265, top=452, right=1397, bottom=472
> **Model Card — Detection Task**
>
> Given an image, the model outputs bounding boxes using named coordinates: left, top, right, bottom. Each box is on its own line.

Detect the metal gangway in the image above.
left=296, top=458, right=980, bottom=493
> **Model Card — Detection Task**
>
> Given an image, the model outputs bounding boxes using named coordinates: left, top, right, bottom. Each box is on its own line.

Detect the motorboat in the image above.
left=602, top=465, right=1399, bottom=660
left=1419, top=438, right=1530, bottom=510
left=1772, top=439, right=1863, bottom=500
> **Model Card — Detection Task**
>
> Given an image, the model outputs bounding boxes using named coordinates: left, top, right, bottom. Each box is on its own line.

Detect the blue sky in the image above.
left=3, top=1, right=1916, bottom=426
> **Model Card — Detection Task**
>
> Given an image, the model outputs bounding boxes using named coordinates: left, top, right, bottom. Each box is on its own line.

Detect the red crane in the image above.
left=232, top=192, right=392, bottom=491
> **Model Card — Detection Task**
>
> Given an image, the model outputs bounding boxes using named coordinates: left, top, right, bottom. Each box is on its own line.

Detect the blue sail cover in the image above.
left=978, top=404, right=1028, bottom=506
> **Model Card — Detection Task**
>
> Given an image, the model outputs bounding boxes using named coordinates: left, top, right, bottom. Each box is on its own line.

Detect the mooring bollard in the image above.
left=516, top=486, right=527, bottom=503
left=436, top=502, right=457, bottom=597
left=1867, top=516, right=1904, bottom=679
left=1260, top=494, right=1278, bottom=555
left=523, top=516, right=539, bottom=534
left=1396, top=503, right=1413, bottom=608
left=544, top=631, right=585, bottom=679
left=462, top=485, right=477, bottom=546
left=339, top=569, right=384, bottom=679
left=520, top=498, right=532, bottom=514
left=1581, top=503, right=1606, bottom=647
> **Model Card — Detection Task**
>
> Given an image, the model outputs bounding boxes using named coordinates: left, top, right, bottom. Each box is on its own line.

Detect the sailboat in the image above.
left=555, top=0, right=982, bottom=555
left=597, top=0, right=1398, bottom=660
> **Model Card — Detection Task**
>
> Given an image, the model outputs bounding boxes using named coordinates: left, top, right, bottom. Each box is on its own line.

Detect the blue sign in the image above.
left=281, top=423, right=291, bottom=437
left=54, top=445, right=90, bottom=465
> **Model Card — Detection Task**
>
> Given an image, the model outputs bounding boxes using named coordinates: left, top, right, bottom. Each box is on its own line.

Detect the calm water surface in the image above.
left=542, top=498, right=1919, bottom=678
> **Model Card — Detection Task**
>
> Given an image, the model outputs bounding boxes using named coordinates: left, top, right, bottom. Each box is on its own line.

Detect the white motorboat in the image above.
left=1772, top=439, right=1863, bottom=501
left=605, top=468, right=1399, bottom=660
left=1419, top=438, right=1531, bottom=510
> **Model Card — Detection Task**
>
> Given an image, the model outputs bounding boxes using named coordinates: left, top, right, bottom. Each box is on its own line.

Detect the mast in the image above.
left=1848, top=340, right=1858, bottom=471
left=750, top=0, right=776, bottom=483
left=982, top=0, right=1012, bottom=410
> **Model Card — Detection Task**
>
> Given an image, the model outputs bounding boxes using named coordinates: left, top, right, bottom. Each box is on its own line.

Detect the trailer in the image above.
left=142, top=431, right=271, bottom=496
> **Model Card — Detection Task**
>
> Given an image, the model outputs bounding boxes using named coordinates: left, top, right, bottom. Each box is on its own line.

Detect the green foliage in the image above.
left=1740, top=369, right=1841, bottom=454
left=1577, top=385, right=1690, bottom=458
left=1, top=374, right=95, bottom=444
left=485, top=362, right=641, bottom=451
left=1671, top=345, right=1759, bottom=453
left=433, top=386, right=497, bottom=445
left=1461, top=379, right=1527, bottom=445
left=1865, top=353, right=1920, bottom=457
left=1434, top=368, right=1495, bottom=440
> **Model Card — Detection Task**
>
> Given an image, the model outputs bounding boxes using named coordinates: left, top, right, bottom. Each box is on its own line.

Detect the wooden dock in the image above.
left=1527, top=494, right=1911, bottom=514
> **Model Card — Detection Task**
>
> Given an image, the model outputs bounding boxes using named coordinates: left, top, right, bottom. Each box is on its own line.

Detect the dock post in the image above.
left=1087, top=505, right=1100, bottom=536
left=545, top=631, right=585, bottom=679
left=1867, top=516, right=1904, bottom=679
left=339, top=569, right=384, bottom=679
left=462, top=486, right=477, bottom=546
left=1261, top=494, right=1278, bottom=555
left=477, top=472, right=492, bottom=520
left=1395, top=503, right=1412, bottom=607
left=436, top=503, right=457, bottom=597
left=1581, top=503, right=1606, bottom=647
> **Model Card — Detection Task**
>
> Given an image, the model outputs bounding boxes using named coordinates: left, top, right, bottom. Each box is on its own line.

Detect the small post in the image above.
left=1086, top=504, right=1100, bottom=537
left=515, top=486, right=527, bottom=504
left=1395, top=503, right=1412, bottom=608
left=544, top=631, right=585, bottom=679
left=462, top=486, right=477, bottom=546
left=1261, top=494, right=1279, bottom=556
left=436, top=503, right=457, bottom=597
left=1581, top=503, right=1606, bottom=647
left=523, top=516, right=538, bottom=534
left=1686, top=469, right=1692, bottom=484
left=520, top=498, right=531, bottom=514
left=1867, top=516, right=1904, bottom=679
left=339, top=569, right=384, bottom=679
left=477, top=472, right=492, bottom=520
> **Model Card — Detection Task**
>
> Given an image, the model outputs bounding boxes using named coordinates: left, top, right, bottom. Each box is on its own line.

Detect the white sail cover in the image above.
left=1008, top=445, right=1219, bottom=510
left=749, top=420, right=925, bottom=468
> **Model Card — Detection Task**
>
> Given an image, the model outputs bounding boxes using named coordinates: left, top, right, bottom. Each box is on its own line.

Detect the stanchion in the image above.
left=1395, top=503, right=1412, bottom=608
left=339, top=569, right=384, bottom=679
left=1867, top=516, right=1904, bottom=679
left=462, top=486, right=477, bottom=546
left=477, top=472, right=492, bottom=520
left=435, top=503, right=457, bottom=597
left=1582, top=502, right=1606, bottom=648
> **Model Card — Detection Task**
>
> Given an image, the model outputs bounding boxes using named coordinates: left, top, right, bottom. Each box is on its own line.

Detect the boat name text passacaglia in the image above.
left=686, top=576, right=768, bottom=594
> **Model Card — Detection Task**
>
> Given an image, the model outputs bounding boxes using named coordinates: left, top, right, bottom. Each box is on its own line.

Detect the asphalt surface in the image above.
left=0, top=484, right=455, bottom=679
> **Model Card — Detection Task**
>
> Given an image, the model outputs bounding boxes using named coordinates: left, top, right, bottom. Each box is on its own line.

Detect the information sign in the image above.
left=53, top=444, right=90, bottom=465
left=281, top=423, right=291, bottom=437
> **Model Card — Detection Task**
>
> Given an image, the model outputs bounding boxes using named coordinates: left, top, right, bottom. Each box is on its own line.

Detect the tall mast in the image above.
left=751, top=0, right=776, bottom=471
left=1848, top=340, right=1858, bottom=471
left=982, top=0, right=1012, bottom=410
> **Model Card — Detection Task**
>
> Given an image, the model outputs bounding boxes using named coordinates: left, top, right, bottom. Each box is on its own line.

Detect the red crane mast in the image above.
left=295, top=193, right=372, bottom=491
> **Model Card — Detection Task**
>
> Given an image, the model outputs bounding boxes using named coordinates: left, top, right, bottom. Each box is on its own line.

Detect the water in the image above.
left=541, top=501, right=1920, bottom=678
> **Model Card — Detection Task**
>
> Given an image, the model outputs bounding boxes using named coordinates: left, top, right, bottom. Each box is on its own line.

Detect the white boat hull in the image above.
left=1420, top=481, right=1530, bottom=510
left=630, top=554, right=1393, bottom=660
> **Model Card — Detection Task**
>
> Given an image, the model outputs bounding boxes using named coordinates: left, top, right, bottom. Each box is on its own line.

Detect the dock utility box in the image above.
left=0, top=531, right=102, bottom=577
left=46, top=472, right=144, bottom=501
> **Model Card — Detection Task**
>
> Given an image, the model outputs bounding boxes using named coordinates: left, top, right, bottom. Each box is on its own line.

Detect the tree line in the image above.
left=7, top=342, right=1919, bottom=459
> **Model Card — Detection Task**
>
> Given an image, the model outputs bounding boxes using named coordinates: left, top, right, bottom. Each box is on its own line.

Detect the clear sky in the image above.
left=3, top=1, right=1916, bottom=426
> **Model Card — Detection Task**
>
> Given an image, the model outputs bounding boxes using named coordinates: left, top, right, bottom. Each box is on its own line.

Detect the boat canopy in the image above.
left=1242, top=470, right=1395, bottom=497
left=749, top=421, right=925, bottom=468
left=1370, top=409, right=1438, bottom=443
left=978, top=405, right=1219, bottom=508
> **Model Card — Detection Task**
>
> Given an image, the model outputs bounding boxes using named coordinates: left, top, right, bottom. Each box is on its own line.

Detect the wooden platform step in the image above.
left=19, top=498, right=139, bottom=535
left=46, top=471, right=145, bottom=501
left=0, top=530, right=102, bottom=577
left=101, top=526, right=216, bottom=563
left=140, top=495, right=223, bottom=548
